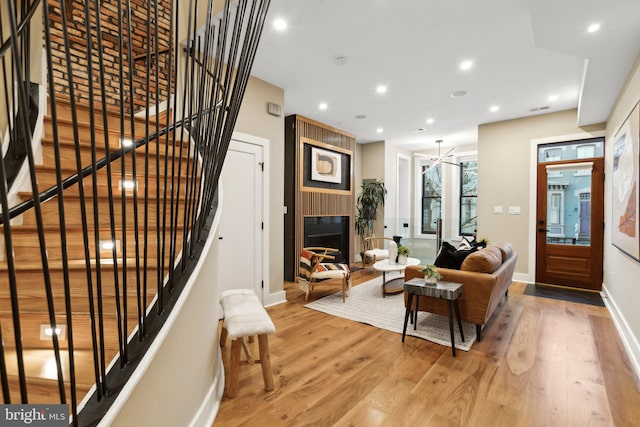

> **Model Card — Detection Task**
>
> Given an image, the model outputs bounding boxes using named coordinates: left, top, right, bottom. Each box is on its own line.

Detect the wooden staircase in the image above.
left=0, top=97, right=194, bottom=405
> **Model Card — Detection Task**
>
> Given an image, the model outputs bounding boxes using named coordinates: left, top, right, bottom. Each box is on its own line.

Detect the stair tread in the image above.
left=0, top=258, right=162, bottom=271
left=47, top=97, right=168, bottom=126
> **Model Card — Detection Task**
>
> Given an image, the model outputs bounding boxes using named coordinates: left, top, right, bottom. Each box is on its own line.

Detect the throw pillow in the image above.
left=434, top=241, right=478, bottom=269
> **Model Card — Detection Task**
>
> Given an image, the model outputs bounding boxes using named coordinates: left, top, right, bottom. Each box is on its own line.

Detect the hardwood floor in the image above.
left=214, top=271, right=640, bottom=426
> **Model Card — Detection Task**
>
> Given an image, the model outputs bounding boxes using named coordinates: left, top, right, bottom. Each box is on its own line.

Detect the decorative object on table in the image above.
left=355, top=180, right=387, bottom=251
left=388, top=240, right=398, bottom=265
left=304, top=276, right=476, bottom=351
left=421, top=264, right=442, bottom=284
left=397, top=245, right=410, bottom=264
left=611, top=101, right=639, bottom=262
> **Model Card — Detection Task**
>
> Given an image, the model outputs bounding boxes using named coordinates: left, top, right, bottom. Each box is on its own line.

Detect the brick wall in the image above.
left=48, top=0, right=172, bottom=114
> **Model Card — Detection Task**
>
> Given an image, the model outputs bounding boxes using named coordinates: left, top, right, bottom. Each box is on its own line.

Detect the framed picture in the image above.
left=299, top=137, right=352, bottom=195
left=311, top=146, right=342, bottom=183
left=612, top=101, right=640, bottom=261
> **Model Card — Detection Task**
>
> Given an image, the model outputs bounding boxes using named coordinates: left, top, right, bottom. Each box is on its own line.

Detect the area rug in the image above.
left=304, top=276, right=476, bottom=351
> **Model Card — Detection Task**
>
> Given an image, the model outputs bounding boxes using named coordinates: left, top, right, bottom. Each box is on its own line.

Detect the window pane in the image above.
left=460, top=197, right=477, bottom=235
left=538, top=138, right=604, bottom=162
left=421, top=164, right=441, bottom=234
left=546, top=168, right=592, bottom=246
left=459, top=160, right=477, bottom=236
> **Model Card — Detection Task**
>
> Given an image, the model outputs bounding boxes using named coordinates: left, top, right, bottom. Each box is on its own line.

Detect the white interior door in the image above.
left=216, top=138, right=264, bottom=301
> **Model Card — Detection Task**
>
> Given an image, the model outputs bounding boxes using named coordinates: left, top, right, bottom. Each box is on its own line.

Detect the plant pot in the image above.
left=425, top=276, right=438, bottom=285
left=397, top=254, right=408, bottom=265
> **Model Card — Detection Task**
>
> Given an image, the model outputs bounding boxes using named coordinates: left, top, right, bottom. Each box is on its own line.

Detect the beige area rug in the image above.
left=304, top=275, right=476, bottom=351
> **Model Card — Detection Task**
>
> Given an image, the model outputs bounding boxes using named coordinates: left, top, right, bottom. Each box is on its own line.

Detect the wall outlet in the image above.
left=493, top=206, right=503, bottom=214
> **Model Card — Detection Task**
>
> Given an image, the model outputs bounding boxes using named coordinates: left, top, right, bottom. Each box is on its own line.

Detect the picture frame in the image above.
left=611, top=101, right=640, bottom=261
left=311, top=146, right=342, bottom=183
left=299, top=137, right=352, bottom=195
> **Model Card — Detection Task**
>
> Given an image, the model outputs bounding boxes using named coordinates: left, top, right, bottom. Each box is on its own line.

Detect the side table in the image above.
left=373, top=258, right=420, bottom=297
left=402, top=278, right=465, bottom=356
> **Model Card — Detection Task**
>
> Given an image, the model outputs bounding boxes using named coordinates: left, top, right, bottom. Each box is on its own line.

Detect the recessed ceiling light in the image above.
left=587, top=23, right=600, bottom=33
left=489, top=105, right=500, bottom=112
left=376, top=85, right=387, bottom=94
left=548, top=95, right=559, bottom=102
left=426, top=118, right=435, bottom=125
left=450, top=90, right=467, bottom=98
left=273, top=18, right=287, bottom=31
left=318, top=103, right=328, bottom=110
left=459, top=60, right=473, bottom=71
left=376, top=128, right=383, bottom=133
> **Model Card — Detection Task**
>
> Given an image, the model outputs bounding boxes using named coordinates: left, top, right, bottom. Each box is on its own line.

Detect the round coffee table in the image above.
left=373, top=257, right=420, bottom=297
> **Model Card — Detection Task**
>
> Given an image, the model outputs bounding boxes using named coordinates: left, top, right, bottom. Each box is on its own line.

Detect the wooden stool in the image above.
left=219, top=289, right=275, bottom=398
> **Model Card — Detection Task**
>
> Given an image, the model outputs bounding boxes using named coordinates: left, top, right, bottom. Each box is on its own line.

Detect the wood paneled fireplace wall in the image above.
left=284, top=115, right=356, bottom=281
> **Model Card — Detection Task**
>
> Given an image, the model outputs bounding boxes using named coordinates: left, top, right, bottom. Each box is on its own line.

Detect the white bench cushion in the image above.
left=220, top=289, right=275, bottom=339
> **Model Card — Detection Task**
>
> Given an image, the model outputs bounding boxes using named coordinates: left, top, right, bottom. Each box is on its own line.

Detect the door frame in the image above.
left=396, top=153, right=411, bottom=238
left=527, top=130, right=605, bottom=284
left=224, top=131, right=270, bottom=303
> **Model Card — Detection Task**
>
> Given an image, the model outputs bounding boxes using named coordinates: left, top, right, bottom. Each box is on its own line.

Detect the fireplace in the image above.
left=304, top=216, right=349, bottom=264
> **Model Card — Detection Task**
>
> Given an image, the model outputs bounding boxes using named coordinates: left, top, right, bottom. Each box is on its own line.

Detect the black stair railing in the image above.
left=0, top=0, right=270, bottom=425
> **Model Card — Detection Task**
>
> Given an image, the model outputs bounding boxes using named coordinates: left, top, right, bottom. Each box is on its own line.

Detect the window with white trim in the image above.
left=421, top=163, right=441, bottom=234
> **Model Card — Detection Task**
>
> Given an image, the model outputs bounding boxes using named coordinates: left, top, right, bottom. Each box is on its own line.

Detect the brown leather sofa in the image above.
left=404, top=242, right=517, bottom=341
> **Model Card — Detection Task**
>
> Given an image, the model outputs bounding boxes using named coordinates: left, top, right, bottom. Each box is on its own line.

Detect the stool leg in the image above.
left=225, top=339, right=242, bottom=398
left=257, top=334, right=274, bottom=391
left=219, top=327, right=228, bottom=348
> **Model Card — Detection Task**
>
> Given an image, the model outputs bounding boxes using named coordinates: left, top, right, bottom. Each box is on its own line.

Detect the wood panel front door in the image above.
left=536, top=158, right=604, bottom=290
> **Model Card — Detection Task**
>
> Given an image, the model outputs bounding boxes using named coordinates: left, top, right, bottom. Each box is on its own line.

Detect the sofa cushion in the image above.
left=434, top=241, right=478, bottom=269
left=461, top=246, right=502, bottom=273
left=490, top=241, right=513, bottom=262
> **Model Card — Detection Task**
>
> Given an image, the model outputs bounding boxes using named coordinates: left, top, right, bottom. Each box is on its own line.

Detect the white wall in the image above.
left=602, top=53, right=640, bottom=375
left=102, top=205, right=224, bottom=427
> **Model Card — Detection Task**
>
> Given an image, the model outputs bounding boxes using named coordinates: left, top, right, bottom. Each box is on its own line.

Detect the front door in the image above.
left=536, top=157, right=604, bottom=290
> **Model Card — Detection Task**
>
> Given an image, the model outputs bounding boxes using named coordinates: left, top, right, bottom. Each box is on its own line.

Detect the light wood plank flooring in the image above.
left=214, top=271, right=640, bottom=426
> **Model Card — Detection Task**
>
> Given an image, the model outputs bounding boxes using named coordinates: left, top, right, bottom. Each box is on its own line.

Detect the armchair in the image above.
left=362, top=237, right=393, bottom=272
left=298, top=247, right=351, bottom=302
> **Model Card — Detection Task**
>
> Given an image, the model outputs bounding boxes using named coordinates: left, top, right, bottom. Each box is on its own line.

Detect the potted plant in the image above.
left=397, top=245, right=410, bottom=264
left=421, top=264, right=442, bottom=284
left=355, top=180, right=387, bottom=254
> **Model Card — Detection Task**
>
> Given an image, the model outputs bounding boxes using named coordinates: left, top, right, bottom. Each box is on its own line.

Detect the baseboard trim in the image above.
left=601, top=282, right=640, bottom=380
left=512, top=272, right=533, bottom=284
left=189, top=351, right=225, bottom=427
left=264, top=290, right=287, bottom=307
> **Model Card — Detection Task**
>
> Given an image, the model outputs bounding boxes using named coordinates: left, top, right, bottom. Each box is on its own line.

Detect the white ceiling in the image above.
left=249, top=0, right=640, bottom=151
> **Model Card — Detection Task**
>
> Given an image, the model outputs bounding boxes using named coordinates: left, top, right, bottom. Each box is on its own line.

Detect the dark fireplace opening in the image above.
left=304, top=216, right=349, bottom=264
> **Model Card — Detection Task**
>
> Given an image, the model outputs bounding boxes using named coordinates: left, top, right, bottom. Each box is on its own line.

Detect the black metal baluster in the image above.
left=42, top=0, right=79, bottom=419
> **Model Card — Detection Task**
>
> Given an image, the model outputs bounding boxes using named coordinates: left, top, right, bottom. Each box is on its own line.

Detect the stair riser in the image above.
left=35, top=167, right=190, bottom=195
left=18, top=196, right=191, bottom=227
left=1, top=312, right=127, bottom=350
left=40, top=141, right=196, bottom=174
left=44, top=116, right=177, bottom=147
left=46, top=102, right=169, bottom=136
left=9, top=229, right=180, bottom=263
